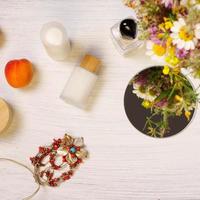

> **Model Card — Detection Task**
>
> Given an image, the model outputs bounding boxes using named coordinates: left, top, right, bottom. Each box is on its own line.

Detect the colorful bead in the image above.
left=70, top=147, right=76, bottom=153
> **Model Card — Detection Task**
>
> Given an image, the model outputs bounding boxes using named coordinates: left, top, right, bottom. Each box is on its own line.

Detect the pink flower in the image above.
left=161, top=0, right=173, bottom=8
left=155, top=98, right=168, bottom=108
left=149, top=26, right=165, bottom=45
left=134, top=73, right=148, bottom=86
left=175, top=48, right=189, bottom=59
left=150, top=37, right=163, bottom=45
left=134, top=69, right=152, bottom=87
left=149, top=26, right=158, bottom=35
left=140, top=0, right=145, bottom=4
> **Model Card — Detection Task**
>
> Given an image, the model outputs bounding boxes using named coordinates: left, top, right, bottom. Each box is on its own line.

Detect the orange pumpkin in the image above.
left=5, top=59, right=33, bottom=88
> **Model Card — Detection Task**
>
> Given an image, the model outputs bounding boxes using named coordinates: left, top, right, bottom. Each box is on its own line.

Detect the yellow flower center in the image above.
left=175, top=95, right=183, bottom=102
left=163, top=66, right=170, bottom=75
left=159, top=23, right=165, bottom=32
left=166, top=56, right=180, bottom=66
left=142, top=100, right=152, bottom=109
left=165, top=21, right=173, bottom=30
left=152, top=44, right=166, bottom=56
left=157, top=33, right=164, bottom=39
left=179, top=27, right=194, bottom=41
left=185, top=111, right=191, bottom=121
left=166, top=37, right=172, bottom=47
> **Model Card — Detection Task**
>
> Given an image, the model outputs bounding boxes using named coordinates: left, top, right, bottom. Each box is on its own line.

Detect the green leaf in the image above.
left=154, top=89, right=171, bottom=102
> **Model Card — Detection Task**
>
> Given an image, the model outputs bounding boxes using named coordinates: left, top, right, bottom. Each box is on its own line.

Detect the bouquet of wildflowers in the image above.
left=124, top=0, right=200, bottom=137
left=124, top=0, right=200, bottom=77
left=131, top=66, right=198, bottom=137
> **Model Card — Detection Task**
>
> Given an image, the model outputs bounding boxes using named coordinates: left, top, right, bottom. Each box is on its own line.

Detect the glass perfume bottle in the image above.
left=60, top=54, right=101, bottom=109
left=111, top=17, right=143, bottom=55
left=40, top=22, right=71, bottom=61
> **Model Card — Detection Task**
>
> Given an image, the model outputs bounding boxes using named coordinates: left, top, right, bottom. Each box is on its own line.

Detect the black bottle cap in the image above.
left=120, top=18, right=137, bottom=40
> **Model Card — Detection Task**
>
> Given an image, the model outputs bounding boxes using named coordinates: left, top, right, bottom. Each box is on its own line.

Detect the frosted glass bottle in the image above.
left=40, top=22, right=71, bottom=61
left=60, top=54, right=101, bottom=109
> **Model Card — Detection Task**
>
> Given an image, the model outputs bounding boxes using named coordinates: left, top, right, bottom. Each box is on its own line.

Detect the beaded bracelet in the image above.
left=0, top=134, right=88, bottom=199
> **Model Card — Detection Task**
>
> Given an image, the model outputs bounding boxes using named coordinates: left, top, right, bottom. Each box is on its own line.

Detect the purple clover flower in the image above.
left=149, top=26, right=164, bottom=45
left=149, top=26, right=158, bottom=35
left=140, top=0, right=145, bottom=4
left=175, top=48, right=189, bottom=59
left=155, top=98, right=168, bottom=108
left=134, top=71, right=148, bottom=86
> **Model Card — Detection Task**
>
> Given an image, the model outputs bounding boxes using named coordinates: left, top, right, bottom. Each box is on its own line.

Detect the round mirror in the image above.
left=124, top=66, right=197, bottom=138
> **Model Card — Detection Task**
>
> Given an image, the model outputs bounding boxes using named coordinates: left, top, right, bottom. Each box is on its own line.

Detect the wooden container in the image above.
left=0, top=98, right=11, bottom=134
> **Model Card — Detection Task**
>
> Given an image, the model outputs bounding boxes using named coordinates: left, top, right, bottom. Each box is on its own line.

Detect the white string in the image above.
left=0, top=158, right=41, bottom=200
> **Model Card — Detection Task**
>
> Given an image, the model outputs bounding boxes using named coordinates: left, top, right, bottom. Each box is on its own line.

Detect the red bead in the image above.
left=53, top=165, right=60, bottom=170
left=53, top=144, right=59, bottom=150
left=68, top=171, right=73, bottom=176
left=63, top=175, right=70, bottom=181
left=46, top=148, right=51, bottom=153
left=62, top=156, right=66, bottom=162
left=76, top=147, right=80, bottom=151
left=70, top=163, right=77, bottom=168
left=49, top=180, right=57, bottom=187
left=49, top=153, right=54, bottom=158
left=39, top=147, right=45, bottom=153
left=40, top=171, right=45, bottom=177
left=66, top=146, right=70, bottom=151
left=70, top=153, right=76, bottom=158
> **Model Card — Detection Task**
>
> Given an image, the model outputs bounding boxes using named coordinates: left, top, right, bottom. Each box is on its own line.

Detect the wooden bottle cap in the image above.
left=0, top=98, right=11, bottom=134
left=80, top=54, right=101, bottom=74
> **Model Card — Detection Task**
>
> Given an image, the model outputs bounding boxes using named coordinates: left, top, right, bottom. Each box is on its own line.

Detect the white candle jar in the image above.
left=40, top=22, right=71, bottom=61
left=60, top=55, right=101, bottom=109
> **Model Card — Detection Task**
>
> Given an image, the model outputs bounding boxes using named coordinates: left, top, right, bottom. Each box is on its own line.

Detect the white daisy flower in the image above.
left=146, top=40, right=166, bottom=63
left=181, top=0, right=200, bottom=9
left=132, top=84, right=156, bottom=102
left=195, top=23, right=200, bottom=39
left=170, top=18, right=197, bottom=50
left=180, top=0, right=188, bottom=5
left=133, top=90, right=156, bottom=102
left=195, top=4, right=200, bottom=10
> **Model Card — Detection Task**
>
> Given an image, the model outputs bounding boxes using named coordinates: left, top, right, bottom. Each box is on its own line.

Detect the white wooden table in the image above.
left=0, top=1, right=200, bottom=200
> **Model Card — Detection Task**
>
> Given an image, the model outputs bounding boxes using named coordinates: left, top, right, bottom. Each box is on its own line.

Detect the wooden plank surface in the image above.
left=0, top=1, right=200, bottom=199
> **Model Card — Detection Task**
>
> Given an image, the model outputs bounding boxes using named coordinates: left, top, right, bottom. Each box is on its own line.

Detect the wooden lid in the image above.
left=80, top=54, right=101, bottom=74
left=0, top=98, right=11, bottom=134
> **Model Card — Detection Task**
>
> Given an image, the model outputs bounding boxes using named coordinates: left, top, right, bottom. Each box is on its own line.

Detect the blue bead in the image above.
left=70, top=147, right=76, bottom=153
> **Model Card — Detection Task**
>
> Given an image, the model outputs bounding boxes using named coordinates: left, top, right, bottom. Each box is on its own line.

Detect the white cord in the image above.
left=0, top=158, right=41, bottom=200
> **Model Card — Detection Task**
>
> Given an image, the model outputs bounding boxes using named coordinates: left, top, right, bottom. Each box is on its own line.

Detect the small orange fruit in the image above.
left=5, top=59, right=33, bottom=88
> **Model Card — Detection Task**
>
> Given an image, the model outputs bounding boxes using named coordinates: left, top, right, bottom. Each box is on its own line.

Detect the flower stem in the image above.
left=163, top=111, right=169, bottom=129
